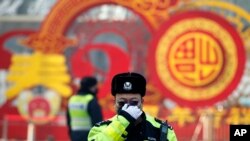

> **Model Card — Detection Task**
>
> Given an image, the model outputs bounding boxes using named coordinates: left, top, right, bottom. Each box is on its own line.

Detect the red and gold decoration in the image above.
left=0, top=0, right=250, bottom=140
left=16, top=89, right=61, bottom=124
left=7, top=52, right=71, bottom=99
left=149, top=10, right=246, bottom=107
left=6, top=52, right=70, bottom=123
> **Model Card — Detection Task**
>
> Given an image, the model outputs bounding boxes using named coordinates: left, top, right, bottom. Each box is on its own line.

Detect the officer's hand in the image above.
left=121, top=104, right=142, bottom=120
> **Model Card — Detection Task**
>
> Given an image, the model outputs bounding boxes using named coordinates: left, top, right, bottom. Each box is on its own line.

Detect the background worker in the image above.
left=67, top=76, right=103, bottom=141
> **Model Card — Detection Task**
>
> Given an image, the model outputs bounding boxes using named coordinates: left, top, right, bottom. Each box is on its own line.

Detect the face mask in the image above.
left=90, top=88, right=98, bottom=95
left=116, top=99, right=141, bottom=112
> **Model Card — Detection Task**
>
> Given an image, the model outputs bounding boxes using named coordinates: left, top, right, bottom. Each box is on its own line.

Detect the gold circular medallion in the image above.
left=150, top=11, right=245, bottom=106
left=168, top=31, right=224, bottom=87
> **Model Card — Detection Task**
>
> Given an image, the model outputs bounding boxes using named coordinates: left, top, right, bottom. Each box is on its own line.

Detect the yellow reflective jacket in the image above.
left=88, top=112, right=177, bottom=141
left=68, top=94, right=94, bottom=130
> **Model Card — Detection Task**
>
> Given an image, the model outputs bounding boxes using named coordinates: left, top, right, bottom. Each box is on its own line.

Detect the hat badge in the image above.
left=123, top=81, right=132, bottom=91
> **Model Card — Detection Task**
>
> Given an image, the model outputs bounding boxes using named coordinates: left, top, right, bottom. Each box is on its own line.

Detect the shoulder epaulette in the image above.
left=154, top=118, right=163, bottom=124
left=95, top=120, right=111, bottom=127
left=155, top=118, right=173, bottom=130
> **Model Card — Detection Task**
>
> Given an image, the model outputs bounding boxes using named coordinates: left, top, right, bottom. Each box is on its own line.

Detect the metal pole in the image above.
left=2, top=116, right=8, bottom=140
left=202, top=111, right=214, bottom=141
left=27, top=122, right=36, bottom=141
left=191, top=115, right=204, bottom=141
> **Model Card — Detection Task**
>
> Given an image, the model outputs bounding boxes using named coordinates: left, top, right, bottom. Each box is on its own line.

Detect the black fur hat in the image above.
left=80, top=76, right=97, bottom=88
left=78, top=76, right=98, bottom=94
left=111, top=72, right=146, bottom=97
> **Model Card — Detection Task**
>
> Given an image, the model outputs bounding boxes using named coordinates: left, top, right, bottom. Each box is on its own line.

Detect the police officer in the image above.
left=67, top=76, right=103, bottom=141
left=88, top=72, right=177, bottom=141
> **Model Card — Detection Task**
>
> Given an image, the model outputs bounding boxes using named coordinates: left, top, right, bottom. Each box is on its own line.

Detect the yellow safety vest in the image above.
left=68, top=94, right=94, bottom=130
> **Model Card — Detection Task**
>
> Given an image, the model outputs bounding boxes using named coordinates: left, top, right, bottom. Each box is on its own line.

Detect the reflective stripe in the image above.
left=71, top=117, right=92, bottom=130
left=71, top=126, right=91, bottom=130
left=69, top=103, right=87, bottom=110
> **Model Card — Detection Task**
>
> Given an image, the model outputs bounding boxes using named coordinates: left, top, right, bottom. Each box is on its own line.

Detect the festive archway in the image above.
left=22, top=0, right=181, bottom=53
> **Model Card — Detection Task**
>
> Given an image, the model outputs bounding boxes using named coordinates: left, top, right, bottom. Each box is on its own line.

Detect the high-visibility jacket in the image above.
left=68, top=94, right=94, bottom=130
left=88, top=113, right=177, bottom=141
